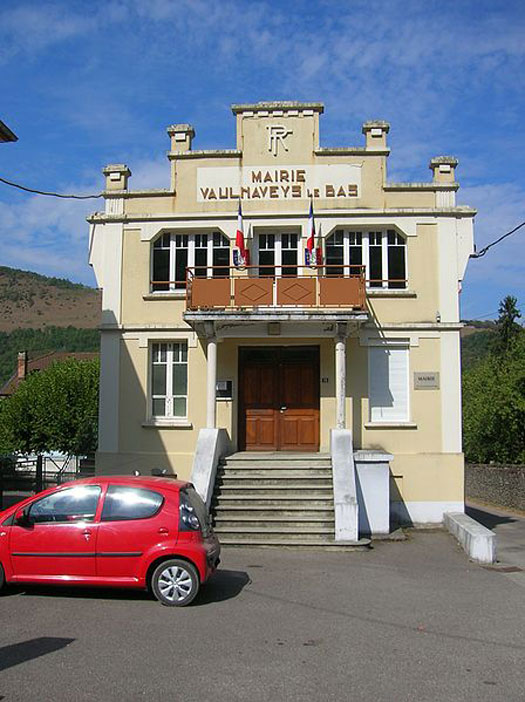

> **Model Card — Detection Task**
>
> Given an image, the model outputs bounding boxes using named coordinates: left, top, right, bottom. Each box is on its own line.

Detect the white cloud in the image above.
left=459, top=182, right=525, bottom=296
left=0, top=176, right=100, bottom=284
left=0, top=4, right=96, bottom=61
left=131, top=157, right=170, bottom=190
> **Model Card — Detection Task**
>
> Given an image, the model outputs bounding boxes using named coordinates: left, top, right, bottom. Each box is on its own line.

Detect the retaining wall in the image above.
left=465, top=463, right=525, bottom=512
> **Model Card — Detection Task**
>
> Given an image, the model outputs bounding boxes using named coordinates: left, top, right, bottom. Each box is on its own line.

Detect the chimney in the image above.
left=17, top=351, right=28, bottom=379
left=362, top=120, right=390, bottom=150
left=167, top=124, right=195, bottom=153
left=102, top=164, right=131, bottom=191
left=429, top=156, right=458, bottom=184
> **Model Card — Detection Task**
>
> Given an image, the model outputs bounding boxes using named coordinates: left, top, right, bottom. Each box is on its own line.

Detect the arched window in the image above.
left=152, top=232, right=230, bottom=291
left=325, top=229, right=406, bottom=289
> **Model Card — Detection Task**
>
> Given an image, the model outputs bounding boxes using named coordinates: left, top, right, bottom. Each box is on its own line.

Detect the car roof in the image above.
left=60, top=475, right=191, bottom=492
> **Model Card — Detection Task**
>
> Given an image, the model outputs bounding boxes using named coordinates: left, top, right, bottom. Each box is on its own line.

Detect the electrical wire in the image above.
left=0, top=175, right=102, bottom=199
left=471, top=220, right=525, bottom=258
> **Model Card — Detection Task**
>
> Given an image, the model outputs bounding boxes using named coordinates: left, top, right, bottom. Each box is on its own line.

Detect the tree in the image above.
left=493, top=295, right=522, bottom=354
left=463, top=330, right=525, bottom=463
left=0, top=358, right=99, bottom=456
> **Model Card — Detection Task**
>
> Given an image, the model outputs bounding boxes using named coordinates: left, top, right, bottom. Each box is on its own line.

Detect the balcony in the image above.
left=185, top=265, right=367, bottom=312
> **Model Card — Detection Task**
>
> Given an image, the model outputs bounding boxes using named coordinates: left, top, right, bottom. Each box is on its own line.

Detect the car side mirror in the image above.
left=15, top=507, right=31, bottom=526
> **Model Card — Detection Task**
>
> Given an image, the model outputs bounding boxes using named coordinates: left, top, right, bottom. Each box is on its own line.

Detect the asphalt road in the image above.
left=467, top=500, right=525, bottom=570
left=1, top=531, right=524, bottom=702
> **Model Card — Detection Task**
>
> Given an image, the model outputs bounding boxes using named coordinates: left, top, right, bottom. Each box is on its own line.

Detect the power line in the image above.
left=471, top=220, right=525, bottom=258
left=0, top=175, right=102, bottom=199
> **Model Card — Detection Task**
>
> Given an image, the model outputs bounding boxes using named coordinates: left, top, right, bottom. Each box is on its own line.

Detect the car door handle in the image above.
left=82, top=529, right=92, bottom=541
left=158, top=527, right=169, bottom=535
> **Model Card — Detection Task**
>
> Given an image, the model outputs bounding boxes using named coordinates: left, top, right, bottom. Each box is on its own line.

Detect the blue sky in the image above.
left=1, top=0, right=524, bottom=320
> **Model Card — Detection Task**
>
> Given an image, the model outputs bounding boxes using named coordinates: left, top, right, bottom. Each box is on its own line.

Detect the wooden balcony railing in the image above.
left=185, top=265, right=367, bottom=311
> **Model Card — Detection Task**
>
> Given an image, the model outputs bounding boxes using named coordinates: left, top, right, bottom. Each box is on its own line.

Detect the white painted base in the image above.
left=391, top=500, right=464, bottom=525
left=191, top=428, right=233, bottom=508
left=356, top=462, right=390, bottom=534
left=330, top=430, right=358, bottom=542
left=444, top=512, right=496, bottom=564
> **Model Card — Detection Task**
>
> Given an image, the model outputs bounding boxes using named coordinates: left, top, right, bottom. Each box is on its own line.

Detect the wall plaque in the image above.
left=414, top=372, right=440, bottom=389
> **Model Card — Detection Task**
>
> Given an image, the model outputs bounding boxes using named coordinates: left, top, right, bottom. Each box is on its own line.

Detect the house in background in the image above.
left=0, top=351, right=99, bottom=397
left=88, top=101, right=475, bottom=544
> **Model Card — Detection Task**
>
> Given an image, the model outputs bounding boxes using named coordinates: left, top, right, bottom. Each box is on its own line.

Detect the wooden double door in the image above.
left=239, top=346, right=320, bottom=452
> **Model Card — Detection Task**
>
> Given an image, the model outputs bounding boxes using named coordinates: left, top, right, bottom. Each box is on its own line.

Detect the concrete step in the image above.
left=213, top=508, right=334, bottom=519
left=214, top=527, right=336, bottom=539
left=217, top=478, right=333, bottom=489
left=214, top=519, right=334, bottom=531
left=219, top=468, right=332, bottom=479
left=213, top=498, right=334, bottom=508
left=217, top=485, right=333, bottom=494
left=218, top=537, right=371, bottom=550
left=221, top=456, right=331, bottom=469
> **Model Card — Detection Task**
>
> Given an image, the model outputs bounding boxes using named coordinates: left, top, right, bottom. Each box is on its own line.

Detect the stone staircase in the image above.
left=211, top=453, right=366, bottom=548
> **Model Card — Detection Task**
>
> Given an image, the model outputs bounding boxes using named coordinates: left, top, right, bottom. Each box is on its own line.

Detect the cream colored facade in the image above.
left=88, top=101, right=475, bottom=524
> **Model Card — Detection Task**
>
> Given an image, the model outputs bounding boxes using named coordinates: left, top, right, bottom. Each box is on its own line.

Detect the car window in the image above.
left=28, top=486, right=101, bottom=524
left=101, top=486, right=164, bottom=521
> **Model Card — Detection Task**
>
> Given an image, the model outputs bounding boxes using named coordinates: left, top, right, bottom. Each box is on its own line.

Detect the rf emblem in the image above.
left=267, top=124, right=292, bottom=156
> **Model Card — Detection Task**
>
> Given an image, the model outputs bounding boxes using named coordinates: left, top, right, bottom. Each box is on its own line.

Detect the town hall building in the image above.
left=88, top=102, right=475, bottom=544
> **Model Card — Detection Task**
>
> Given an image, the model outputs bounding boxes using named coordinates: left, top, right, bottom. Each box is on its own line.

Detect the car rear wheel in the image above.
left=151, top=559, right=199, bottom=607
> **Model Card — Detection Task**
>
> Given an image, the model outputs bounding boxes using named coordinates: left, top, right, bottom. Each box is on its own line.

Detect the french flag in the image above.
left=306, top=200, right=315, bottom=258
left=235, top=200, right=248, bottom=264
left=306, top=200, right=322, bottom=265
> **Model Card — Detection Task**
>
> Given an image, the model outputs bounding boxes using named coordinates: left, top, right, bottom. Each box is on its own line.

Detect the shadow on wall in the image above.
left=389, top=469, right=413, bottom=528
left=97, top=306, right=181, bottom=476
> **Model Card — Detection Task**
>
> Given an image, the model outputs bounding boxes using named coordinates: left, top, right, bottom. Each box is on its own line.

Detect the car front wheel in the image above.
left=151, top=559, right=200, bottom=607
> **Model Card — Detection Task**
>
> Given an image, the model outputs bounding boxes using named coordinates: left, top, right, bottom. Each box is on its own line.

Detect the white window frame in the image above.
left=150, top=342, right=189, bottom=419
left=368, top=342, right=410, bottom=423
left=325, top=229, right=407, bottom=289
left=255, top=231, right=299, bottom=276
left=151, top=232, right=230, bottom=292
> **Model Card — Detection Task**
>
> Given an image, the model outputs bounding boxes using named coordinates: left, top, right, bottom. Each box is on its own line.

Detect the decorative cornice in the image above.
left=231, top=101, right=324, bottom=114
left=87, top=206, right=477, bottom=224
left=315, top=147, right=390, bottom=156
left=384, top=182, right=459, bottom=191
left=168, top=149, right=241, bottom=160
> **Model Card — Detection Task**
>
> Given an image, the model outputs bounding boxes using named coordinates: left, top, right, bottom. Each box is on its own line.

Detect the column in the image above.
left=206, top=335, right=218, bottom=429
left=335, top=324, right=347, bottom=429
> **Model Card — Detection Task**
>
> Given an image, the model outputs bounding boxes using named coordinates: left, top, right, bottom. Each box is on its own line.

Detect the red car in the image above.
left=0, top=476, right=220, bottom=606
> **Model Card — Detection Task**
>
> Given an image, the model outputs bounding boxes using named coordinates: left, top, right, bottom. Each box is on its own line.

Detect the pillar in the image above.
left=335, top=324, right=347, bottom=429
left=206, top=335, right=217, bottom=428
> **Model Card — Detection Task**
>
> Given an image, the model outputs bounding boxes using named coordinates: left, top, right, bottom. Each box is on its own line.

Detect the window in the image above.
left=387, top=231, right=406, bottom=289
left=325, top=229, right=406, bottom=288
left=28, top=486, right=101, bottom=523
left=152, top=232, right=230, bottom=291
left=368, top=345, right=409, bottom=422
left=257, top=232, right=298, bottom=277
left=151, top=342, right=188, bottom=418
left=101, top=486, right=164, bottom=521
left=368, top=231, right=383, bottom=288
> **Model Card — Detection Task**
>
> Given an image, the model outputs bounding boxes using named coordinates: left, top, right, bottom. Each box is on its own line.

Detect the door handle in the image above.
left=280, top=406, right=287, bottom=413
left=82, top=529, right=91, bottom=541
left=158, top=527, right=169, bottom=535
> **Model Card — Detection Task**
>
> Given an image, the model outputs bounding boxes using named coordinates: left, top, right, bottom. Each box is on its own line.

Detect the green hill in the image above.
left=0, top=265, right=101, bottom=333
left=0, top=266, right=101, bottom=385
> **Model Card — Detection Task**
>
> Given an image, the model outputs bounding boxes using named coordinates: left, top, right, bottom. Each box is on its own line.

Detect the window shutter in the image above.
left=369, top=346, right=409, bottom=422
